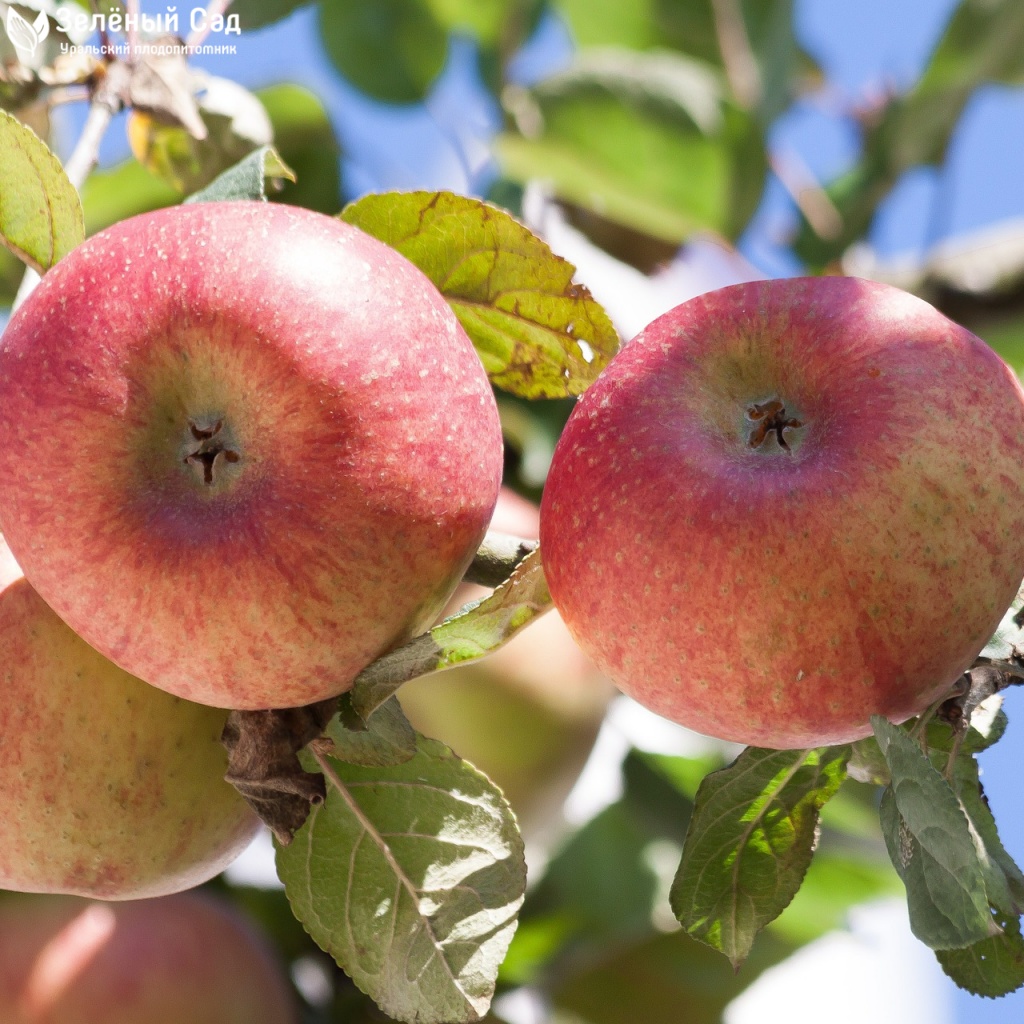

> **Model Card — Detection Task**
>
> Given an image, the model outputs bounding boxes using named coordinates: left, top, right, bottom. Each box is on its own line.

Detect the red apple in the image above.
left=0, top=891, right=297, bottom=1023
left=0, top=201, right=503, bottom=710
left=0, top=537, right=259, bottom=898
left=539, top=277, right=1024, bottom=748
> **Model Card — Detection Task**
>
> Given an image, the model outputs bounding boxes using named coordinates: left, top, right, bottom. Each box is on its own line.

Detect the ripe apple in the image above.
left=539, top=277, right=1024, bottom=748
left=0, top=201, right=503, bottom=710
left=0, top=891, right=297, bottom=1023
left=0, top=537, right=259, bottom=899
left=399, top=489, right=612, bottom=833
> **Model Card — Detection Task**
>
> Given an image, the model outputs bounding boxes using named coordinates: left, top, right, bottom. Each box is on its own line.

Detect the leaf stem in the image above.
left=463, top=530, right=537, bottom=588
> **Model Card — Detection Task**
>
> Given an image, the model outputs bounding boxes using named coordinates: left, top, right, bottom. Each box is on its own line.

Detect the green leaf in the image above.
left=851, top=697, right=1009, bottom=786
left=324, top=695, right=417, bottom=768
left=948, top=754, right=1024, bottom=918
left=871, top=0, right=1024, bottom=176
left=0, top=109, right=83, bottom=272
left=848, top=734, right=902, bottom=787
left=551, top=926, right=796, bottom=1024
left=341, top=190, right=619, bottom=397
left=795, top=0, right=1024, bottom=269
left=229, top=0, right=315, bottom=29
left=318, top=0, right=447, bottom=104
left=535, top=800, right=662, bottom=941
left=257, top=83, right=342, bottom=214
left=915, top=0, right=1024, bottom=98
left=498, top=913, right=577, bottom=986
left=926, top=703, right=1009, bottom=756
left=634, top=749, right=727, bottom=803
left=553, top=0, right=660, bottom=50
left=277, top=733, right=526, bottom=1024
left=350, top=546, right=552, bottom=720
left=81, top=159, right=178, bottom=235
left=496, top=48, right=766, bottom=244
left=554, top=0, right=815, bottom=125
left=669, top=745, right=849, bottom=968
left=770, top=850, right=901, bottom=947
left=937, top=908, right=1024, bottom=998
left=422, top=0, right=513, bottom=44
left=873, top=716, right=999, bottom=950
left=184, top=146, right=295, bottom=204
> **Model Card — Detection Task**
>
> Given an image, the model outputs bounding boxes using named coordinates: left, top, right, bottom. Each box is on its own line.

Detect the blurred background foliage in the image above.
left=2, top=0, right=1024, bottom=1022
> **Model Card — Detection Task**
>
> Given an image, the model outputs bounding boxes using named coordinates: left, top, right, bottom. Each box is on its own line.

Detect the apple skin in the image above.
left=0, top=201, right=503, bottom=710
left=0, top=538, right=259, bottom=899
left=539, top=277, right=1024, bottom=748
left=0, top=891, right=297, bottom=1023
left=400, top=489, right=612, bottom=833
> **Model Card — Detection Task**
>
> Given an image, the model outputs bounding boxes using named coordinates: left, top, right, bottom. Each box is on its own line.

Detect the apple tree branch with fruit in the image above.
left=2, top=1, right=1024, bottom=1021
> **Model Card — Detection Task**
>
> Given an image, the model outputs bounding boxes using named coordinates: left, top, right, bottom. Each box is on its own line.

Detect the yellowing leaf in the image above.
left=0, top=109, right=83, bottom=272
left=342, top=191, right=619, bottom=398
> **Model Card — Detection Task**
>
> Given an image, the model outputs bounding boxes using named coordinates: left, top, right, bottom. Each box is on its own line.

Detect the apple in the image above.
left=539, top=277, right=1024, bottom=748
left=0, top=537, right=259, bottom=899
left=399, top=489, right=613, bottom=833
left=0, top=891, right=297, bottom=1023
left=0, top=201, right=503, bottom=710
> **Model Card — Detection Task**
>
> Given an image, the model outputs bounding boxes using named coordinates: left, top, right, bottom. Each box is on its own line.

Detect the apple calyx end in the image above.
left=746, top=399, right=803, bottom=452
left=183, top=418, right=242, bottom=486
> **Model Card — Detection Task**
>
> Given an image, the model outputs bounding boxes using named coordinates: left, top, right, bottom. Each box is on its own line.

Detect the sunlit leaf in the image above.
left=342, top=191, right=618, bottom=397
left=0, top=109, right=83, bottom=272
left=350, top=547, right=552, bottom=720
left=423, top=0, right=512, bottom=44
left=277, top=734, right=526, bottom=1023
left=670, top=745, right=849, bottom=968
left=552, top=0, right=660, bottom=50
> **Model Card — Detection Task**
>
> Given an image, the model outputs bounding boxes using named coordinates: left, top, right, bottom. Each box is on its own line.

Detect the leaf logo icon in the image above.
left=6, top=8, right=49, bottom=58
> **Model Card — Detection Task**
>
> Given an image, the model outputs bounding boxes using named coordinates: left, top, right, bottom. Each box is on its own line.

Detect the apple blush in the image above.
left=540, top=277, right=1024, bottom=748
left=0, top=202, right=503, bottom=711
